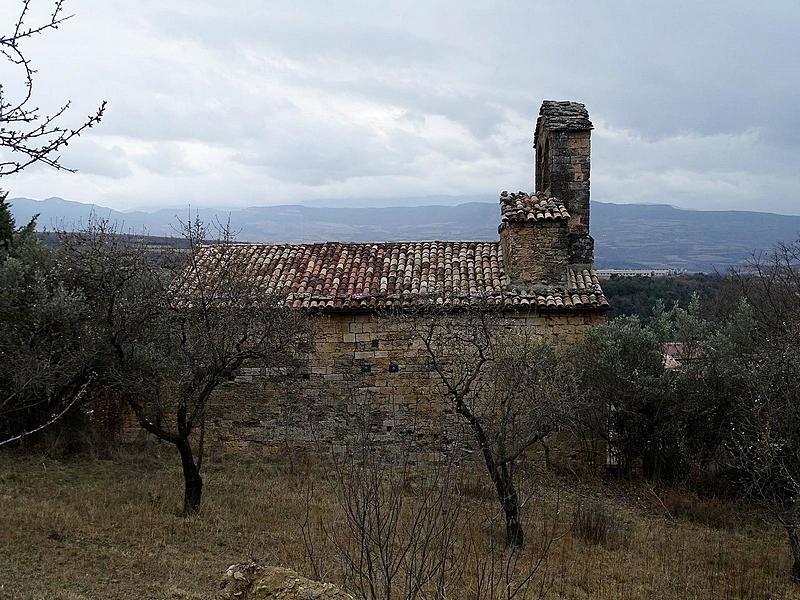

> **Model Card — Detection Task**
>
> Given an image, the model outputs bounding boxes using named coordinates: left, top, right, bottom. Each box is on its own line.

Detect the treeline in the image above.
left=602, top=272, right=736, bottom=320
left=574, top=252, right=800, bottom=578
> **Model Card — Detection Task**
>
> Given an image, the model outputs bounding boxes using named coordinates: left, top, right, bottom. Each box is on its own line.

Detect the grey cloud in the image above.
left=134, top=143, right=203, bottom=177
left=1, top=0, right=798, bottom=214
left=57, top=140, right=132, bottom=179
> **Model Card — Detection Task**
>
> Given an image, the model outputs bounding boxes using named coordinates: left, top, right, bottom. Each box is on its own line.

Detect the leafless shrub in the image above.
left=299, top=397, right=464, bottom=599
left=298, top=397, right=569, bottom=599
left=572, top=501, right=613, bottom=547
left=465, top=491, right=568, bottom=600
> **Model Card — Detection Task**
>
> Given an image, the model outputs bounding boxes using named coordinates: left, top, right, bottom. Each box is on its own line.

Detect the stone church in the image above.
left=204, top=101, right=608, bottom=452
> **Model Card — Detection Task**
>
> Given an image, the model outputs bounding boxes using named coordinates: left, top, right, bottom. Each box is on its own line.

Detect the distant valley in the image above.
left=9, top=196, right=800, bottom=272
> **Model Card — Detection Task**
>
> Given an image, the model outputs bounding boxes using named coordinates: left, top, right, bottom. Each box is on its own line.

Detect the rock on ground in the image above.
left=218, top=562, right=353, bottom=600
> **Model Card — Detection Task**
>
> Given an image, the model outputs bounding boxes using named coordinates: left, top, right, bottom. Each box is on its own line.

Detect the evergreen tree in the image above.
left=0, top=190, right=37, bottom=258
left=0, top=191, right=13, bottom=249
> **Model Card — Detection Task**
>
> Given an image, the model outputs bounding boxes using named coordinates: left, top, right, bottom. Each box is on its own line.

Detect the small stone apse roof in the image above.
left=186, top=240, right=608, bottom=312
left=499, top=191, right=570, bottom=225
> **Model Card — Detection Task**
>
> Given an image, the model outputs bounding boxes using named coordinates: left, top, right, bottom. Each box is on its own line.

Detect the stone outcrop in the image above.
left=218, top=563, right=353, bottom=600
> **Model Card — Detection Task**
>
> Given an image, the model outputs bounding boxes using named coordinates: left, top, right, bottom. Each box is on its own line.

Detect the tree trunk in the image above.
left=785, top=523, right=800, bottom=583
left=176, top=438, right=203, bottom=516
left=461, top=399, right=526, bottom=547
left=491, top=462, right=524, bottom=547
left=503, top=496, right=524, bottom=547
left=500, top=476, right=524, bottom=547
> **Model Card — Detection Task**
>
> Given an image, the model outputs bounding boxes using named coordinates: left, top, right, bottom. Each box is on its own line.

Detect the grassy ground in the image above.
left=0, top=447, right=797, bottom=600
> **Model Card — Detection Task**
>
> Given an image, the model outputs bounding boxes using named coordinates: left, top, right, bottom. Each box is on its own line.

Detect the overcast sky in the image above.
left=1, top=0, right=798, bottom=214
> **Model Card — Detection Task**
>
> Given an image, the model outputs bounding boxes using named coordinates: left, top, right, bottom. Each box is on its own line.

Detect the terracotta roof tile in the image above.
left=499, top=191, right=569, bottom=225
left=185, top=241, right=607, bottom=312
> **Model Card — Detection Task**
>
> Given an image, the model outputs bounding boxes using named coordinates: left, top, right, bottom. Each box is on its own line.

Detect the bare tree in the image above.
left=729, top=351, right=800, bottom=581
left=122, top=219, right=309, bottom=515
left=407, top=304, right=578, bottom=547
left=1, top=0, right=105, bottom=176
left=732, top=239, right=800, bottom=339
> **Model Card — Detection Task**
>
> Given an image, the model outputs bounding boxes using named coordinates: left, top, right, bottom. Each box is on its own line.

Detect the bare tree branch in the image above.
left=0, top=1, right=106, bottom=177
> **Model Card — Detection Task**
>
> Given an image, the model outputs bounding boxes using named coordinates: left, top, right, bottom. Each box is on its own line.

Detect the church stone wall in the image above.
left=206, top=309, right=605, bottom=455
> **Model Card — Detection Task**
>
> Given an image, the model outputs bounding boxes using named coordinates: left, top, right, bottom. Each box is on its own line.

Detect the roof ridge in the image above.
left=201, top=239, right=502, bottom=247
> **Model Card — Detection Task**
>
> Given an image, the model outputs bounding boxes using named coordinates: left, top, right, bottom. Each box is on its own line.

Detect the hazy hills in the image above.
left=9, top=196, right=800, bottom=272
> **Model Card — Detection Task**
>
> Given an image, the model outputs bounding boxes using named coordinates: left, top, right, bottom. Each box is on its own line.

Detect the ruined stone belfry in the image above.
left=498, top=101, right=595, bottom=288
left=534, top=100, right=594, bottom=265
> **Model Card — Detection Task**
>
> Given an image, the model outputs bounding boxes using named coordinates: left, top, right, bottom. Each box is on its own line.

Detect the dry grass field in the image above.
left=0, top=447, right=797, bottom=600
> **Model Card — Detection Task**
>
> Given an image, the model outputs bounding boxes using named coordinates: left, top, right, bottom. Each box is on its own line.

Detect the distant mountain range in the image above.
left=8, top=196, right=800, bottom=272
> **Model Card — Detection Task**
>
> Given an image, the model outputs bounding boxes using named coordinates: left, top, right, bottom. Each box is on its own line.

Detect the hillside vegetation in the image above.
left=602, top=273, right=735, bottom=320
left=4, top=199, right=800, bottom=598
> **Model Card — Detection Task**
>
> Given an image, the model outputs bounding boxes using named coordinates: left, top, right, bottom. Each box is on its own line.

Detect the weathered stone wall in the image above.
left=535, top=125, right=594, bottom=264
left=500, top=221, right=570, bottom=285
left=539, top=129, right=590, bottom=227
left=206, top=309, right=605, bottom=455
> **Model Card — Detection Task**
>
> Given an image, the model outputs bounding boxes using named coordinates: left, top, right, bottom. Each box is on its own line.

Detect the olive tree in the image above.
left=0, top=195, right=94, bottom=447
left=572, top=316, right=672, bottom=477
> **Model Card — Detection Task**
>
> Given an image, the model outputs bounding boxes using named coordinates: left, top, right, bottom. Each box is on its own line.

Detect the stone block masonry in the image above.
left=206, top=309, right=605, bottom=454
left=500, top=220, right=570, bottom=285
left=535, top=101, right=594, bottom=264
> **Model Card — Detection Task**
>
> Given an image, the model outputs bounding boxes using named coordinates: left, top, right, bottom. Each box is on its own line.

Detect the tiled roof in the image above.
left=499, top=191, right=569, bottom=225
left=185, top=241, right=608, bottom=312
